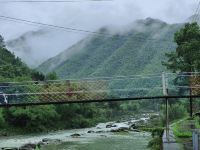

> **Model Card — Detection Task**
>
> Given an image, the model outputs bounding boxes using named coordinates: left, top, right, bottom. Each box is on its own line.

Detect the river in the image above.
left=0, top=116, right=152, bottom=150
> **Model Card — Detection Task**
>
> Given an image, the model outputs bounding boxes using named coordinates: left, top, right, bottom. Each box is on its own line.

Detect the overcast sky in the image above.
left=0, top=0, right=198, bottom=67
left=0, top=0, right=198, bottom=40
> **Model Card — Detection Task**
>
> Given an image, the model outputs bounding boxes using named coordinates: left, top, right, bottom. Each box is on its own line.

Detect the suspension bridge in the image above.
left=0, top=72, right=199, bottom=107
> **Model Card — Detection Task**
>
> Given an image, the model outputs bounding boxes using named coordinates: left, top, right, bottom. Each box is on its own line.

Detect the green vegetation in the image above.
left=170, top=117, right=200, bottom=149
left=163, top=22, right=200, bottom=148
left=160, top=102, right=188, bottom=124
left=38, top=18, right=180, bottom=79
left=147, top=128, right=164, bottom=150
left=172, top=119, right=193, bottom=138
left=163, top=22, right=200, bottom=73
left=163, top=22, right=200, bottom=120
left=194, top=116, right=200, bottom=128
left=0, top=35, right=120, bottom=134
left=172, top=116, right=200, bottom=138
left=148, top=137, right=162, bottom=150
left=1, top=20, right=199, bottom=147
left=0, top=34, right=162, bottom=134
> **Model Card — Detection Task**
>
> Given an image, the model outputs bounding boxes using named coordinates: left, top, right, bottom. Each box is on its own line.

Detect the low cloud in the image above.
left=0, top=0, right=197, bottom=67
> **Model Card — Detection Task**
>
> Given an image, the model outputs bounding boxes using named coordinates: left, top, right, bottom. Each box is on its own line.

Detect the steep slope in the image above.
left=0, top=35, right=31, bottom=81
left=38, top=18, right=182, bottom=78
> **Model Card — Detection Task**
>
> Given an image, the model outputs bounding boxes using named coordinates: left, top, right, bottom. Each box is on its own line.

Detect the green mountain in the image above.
left=0, top=35, right=31, bottom=81
left=38, top=18, right=182, bottom=78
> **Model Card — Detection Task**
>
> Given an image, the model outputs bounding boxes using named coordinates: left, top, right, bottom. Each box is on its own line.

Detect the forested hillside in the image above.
left=0, top=18, right=187, bottom=135
left=0, top=35, right=31, bottom=81
left=0, top=36, right=104, bottom=133
left=38, top=18, right=182, bottom=78
left=0, top=35, right=142, bottom=134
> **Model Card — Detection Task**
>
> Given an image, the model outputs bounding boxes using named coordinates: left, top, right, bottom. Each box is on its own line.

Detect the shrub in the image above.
left=148, top=137, right=162, bottom=150
left=3, top=105, right=60, bottom=132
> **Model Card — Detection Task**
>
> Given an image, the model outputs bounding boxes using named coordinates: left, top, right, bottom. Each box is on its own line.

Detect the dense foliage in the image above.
left=163, top=23, right=200, bottom=72
left=0, top=19, right=195, bottom=135
left=38, top=18, right=180, bottom=78
left=0, top=36, right=148, bottom=133
left=163, top=23, right=200, bottom=116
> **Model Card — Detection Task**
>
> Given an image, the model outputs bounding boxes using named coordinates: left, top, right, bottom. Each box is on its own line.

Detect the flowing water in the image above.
left=41, top=132, right=151, bottom=150
left=0, top=118, right=152, bottom=150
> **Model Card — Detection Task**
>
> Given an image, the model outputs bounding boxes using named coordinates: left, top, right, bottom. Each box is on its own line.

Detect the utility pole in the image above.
left=162, top=72, right=169, bottom=142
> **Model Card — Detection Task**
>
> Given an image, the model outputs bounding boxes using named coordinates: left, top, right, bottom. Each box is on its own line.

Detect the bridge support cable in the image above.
left=1, top=72, right=200, bottom=111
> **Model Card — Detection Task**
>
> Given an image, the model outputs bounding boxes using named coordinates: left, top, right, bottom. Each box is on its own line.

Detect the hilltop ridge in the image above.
left=37, top=18, right=182, bottom=78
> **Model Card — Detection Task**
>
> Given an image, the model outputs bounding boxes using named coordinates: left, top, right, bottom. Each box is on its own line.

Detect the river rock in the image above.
left=106, top=124, right=112, bottom=128
left=42, top=138, right=51, bottom=142
left=70, top=133, right=81, bottom=137
left=111, top=127, right=129, bottom=132
left=111, top=124, right=117, bottom=128
left=19, top=143, right=37, bottom=150
left=87, top=130, right=95, bottom=133
left=38, top=141, right=45, bottom=146
left=42, top=138, right=61, bottom=144
left=96, top=130, right=105, bottom=133
left=129, top=123, right=136, bottom=129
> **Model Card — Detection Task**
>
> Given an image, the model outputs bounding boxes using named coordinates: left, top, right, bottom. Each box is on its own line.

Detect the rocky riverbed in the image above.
left=0, top=114, right=154, bottom=150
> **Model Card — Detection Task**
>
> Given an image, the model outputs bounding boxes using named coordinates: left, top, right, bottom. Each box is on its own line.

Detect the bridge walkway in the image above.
left=162, top=129, right=182, bottom=150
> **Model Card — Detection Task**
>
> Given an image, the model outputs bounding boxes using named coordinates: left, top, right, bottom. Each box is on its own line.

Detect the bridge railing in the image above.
left=0, top=72, right=200, bottom=105
left=0, top=74, right=163, bottom=104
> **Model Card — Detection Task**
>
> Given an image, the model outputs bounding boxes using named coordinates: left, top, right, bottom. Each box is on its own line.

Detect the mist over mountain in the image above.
left=37, top=18, right=182, bottom=78
left=1, top=0, right=197, bottom=68
left=6, top=29, right=86, bottom=67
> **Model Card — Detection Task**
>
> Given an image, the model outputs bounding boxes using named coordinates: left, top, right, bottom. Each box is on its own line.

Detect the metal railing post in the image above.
left=165, top=97, right=169, bottom=142
left=193, top=130, right=199, bottom=150
left=190, top=88, right=193, bottom=118
left=162, top=72, right=169, bottom=141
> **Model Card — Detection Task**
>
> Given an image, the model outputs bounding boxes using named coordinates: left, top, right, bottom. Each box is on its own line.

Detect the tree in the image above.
left=0, top=35, right=5, bottom=48
left=3, top=105, right=60, bottom=132
left=31, top=70, right=45, bottom=81
left=163, top=22, right=200, bottom=117
left=163, top=23, right=200, bottom=72
left=45, top=72, right=58, bottom=80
